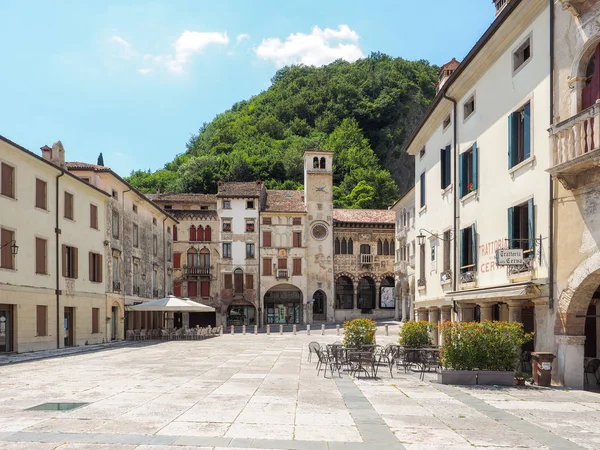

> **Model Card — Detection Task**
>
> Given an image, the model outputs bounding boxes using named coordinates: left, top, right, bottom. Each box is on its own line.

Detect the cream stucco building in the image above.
left=0, top=136, right=109, bottom=352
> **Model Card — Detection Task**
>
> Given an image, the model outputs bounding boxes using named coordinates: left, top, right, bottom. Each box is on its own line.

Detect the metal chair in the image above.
left=585, top=358, right=600, bottom=385
left=308, top=342, right=321, bottom=362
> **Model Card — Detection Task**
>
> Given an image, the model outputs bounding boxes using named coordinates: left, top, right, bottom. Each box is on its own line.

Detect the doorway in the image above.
left=111, top=306, right=118, bottom=340
left=0, top=305, right=13, bottom=353
left=64, top=307, right=74, bottom=347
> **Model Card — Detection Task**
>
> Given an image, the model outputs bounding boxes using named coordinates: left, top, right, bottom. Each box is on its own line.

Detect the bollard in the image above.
left=242, top=325, right=246, bottom=335
left=307, top=324, right=310, bottom=335
left=231, top=325, right=235, bottom=335
left=321, top=324, right=325, bottom=335
left=267, top=324, right=271, bottom=335
left=385, top=324, right=389, bottom=336
left=336, top=324, right=340, bottom=336
left=254, top=325, right=258, bottom=335
left=219, top=326, right=223, bottom=336
left=279, top=325, right=283, bottom=335
left=293, top=325, right=297, bottom=335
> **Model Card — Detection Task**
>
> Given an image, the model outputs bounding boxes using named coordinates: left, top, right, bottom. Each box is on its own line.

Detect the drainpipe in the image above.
left=162, top=216, right=168, bottom=296
left=548, top=0, right=555, bottom=310
left=55, top=171, right=65, bottom=348
left=257, top=205, right=262, bottom=328
left=443, top=92, right=459, bottom=296
left=120, top=189, right=130, bottom=333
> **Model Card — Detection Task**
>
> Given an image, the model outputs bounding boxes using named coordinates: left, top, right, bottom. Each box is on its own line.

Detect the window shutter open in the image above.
left=471, top=225, right=477, bottom=268
left=472, top=142, right=478, bottom=190
left=73, top=247, right=79, bottom=279
left=527, top=198, right=535, bottom=253
left=523, top=103, right=531, bottom=160
left=62, top=244, right=67, bottom=277
left=98, top=254, right=103, bottom=282
left=445, top=145, right=451, bottom=188
left=459, top=229, right=464, bottom=271
left=459, top=152, right=465, bottom=197
left=507, top=207, right=514, bottom=249
left=89, top=252, right=94, bottom=281
left=508, top=112, right=517, bottom=168
left=420, top=173, right=425, bottom=207
left=440, top=148, right=446, bottom=189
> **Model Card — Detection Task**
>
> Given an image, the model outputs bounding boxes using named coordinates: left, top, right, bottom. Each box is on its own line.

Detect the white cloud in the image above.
left=111, top=35, right=137, bottom=59
left=255, top=25, right=363, bottom=68
left=165, top=31, right=229, bottom=73
left=236, top=33, right=250, bottom=44
left=137, top=68, right=152, bottom=75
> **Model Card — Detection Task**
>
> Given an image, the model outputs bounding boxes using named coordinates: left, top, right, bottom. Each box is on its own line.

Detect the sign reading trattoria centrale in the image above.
left=495, top=248, right=524, bottom=266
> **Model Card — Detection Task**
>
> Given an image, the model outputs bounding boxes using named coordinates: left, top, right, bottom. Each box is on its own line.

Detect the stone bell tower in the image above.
left=304, top=150, right=334, bottom=323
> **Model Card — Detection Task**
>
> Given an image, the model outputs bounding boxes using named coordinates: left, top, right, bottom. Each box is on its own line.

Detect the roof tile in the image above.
left=264, top=190, right=305, bottom=212
left=216, top=181, right=264, bottom=198
left=333, top=209, right=395, bottom=224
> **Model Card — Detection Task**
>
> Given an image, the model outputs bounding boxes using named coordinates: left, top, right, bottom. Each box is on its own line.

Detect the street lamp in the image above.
left=416, top=229, right=454, bottom=246
left=0, top=240, right=18, bottom=255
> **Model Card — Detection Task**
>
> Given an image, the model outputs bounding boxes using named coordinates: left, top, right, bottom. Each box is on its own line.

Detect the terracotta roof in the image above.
left=66, top=161, right=111, bottom=172
left=440, top=58, right=460, bottom=71
left=147, top=193, right=218, bottom=203
left=333, top=209, right=395, bottom=224
left=216, top=181, right=264, bottom=198
left=263, top=190, right=305, bottom=212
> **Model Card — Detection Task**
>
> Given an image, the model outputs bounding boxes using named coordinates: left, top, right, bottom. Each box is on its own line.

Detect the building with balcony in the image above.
left=332, top=209, right=396, bottom=322
left=0, top=136, right=110, bottom=352
left=390, top=187, right=416, bottom=322
left=549, top=0, right=600, bottom=388
left=148, top=193, right=219, bottom=327
left=405, top=0, right=551, bottom=347
left=65, top=161, right=177, bottom=338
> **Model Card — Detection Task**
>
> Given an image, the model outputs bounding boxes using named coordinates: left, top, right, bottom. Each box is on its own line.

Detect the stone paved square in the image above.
left=0, top=326, right=598, bottom=449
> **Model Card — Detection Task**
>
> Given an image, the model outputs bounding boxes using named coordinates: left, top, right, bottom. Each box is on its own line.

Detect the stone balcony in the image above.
left=183, top=266, right=211, bottom=277
left=549, top=102, right=600, bottom=190
left=394, top=260, right=407, bottom=276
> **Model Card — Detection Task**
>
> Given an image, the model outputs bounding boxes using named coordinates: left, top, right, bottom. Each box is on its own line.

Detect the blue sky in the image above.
left=0, top=1, right=495, bottom=177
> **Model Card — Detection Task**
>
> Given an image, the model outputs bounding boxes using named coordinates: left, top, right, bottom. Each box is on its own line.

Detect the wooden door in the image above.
left=582, top=44, right=600, bottom=110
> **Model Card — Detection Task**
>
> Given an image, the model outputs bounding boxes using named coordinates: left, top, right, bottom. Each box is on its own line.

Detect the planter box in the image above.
left=438, top=370, right=477, bottom=385
left=477, top=371, right=515, bottom=386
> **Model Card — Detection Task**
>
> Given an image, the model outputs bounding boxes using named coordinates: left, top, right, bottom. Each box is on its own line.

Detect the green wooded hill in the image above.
left=127, top=53, right=439, bottom=208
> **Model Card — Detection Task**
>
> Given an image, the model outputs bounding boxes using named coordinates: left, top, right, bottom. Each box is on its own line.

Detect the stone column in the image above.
left=375, top=281, right=380, bottom=310
left=555, top=335, right=586, bottom=389
left=506, top=300, right=522, bottom=323
left=401, top=295, right=409, bottom=322
left=500, top=303, right=509, bottom=322
left=428, top=307, right=440, bottom=346
left=417, top=308, right=428, bottom=322
left=353, top=281, right=359, bottom=310
left=459, top=303, right=475, bottom=322
left=532, top=297, right=552, bottom=352
left=479, top=304, right=494, bottom=322
left=439, top=306, right=452, bottom=346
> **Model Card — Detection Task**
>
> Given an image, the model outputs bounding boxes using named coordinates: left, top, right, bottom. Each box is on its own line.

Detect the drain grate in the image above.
left=26, top=402, right=89, bottom=411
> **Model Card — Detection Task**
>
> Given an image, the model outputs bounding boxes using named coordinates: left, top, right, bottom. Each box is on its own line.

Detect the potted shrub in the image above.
left=439, top=321, right=533, bottom=385
left=342, top=318, right=377, bottom=349
left=399, top=321, right=432, bottom=348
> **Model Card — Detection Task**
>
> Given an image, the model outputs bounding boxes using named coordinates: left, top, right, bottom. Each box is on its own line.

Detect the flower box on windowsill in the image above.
left=460, top=190, right=477, bottom=204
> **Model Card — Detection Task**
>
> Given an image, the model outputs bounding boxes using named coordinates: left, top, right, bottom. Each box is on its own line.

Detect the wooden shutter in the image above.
left=92, top=308, right=99, bottom=334
left=90, top=204, right=98, bottom=229
left=1, top=229, right=12, bottom=269
left=293, top=217, right=301, bottom=225
left=188, top=281, right=197, bottom=297
left=173, top=225, right=178, bottom=241
left=459, top=152, right=465, bottom=197
left=445, top=145, right=451, bottom=189
left=62, top=244, right=67, bottom=277
left=234, top=272, right=243, bottom=293
left=293, top=232, right=301, bottom=247
left=263, top=217, right=271, bottom=225
left=189, top=226, right=196, bottom=241
left=507, top=206, right=514, bottom=249
left=523, top=103, right=531, bottom=161
left=508, top=112, right=517, bottom=168
left=36, top=237, right=46, bottom=274
left=263, top=258, right=271, bottom=276
left=73, top=247, right=79, bottom=279
left=263, top=231, right=271, bottom=247
left=89, top=252, right=94, bottom=281
left=174, top=281, right=182, bottom=297
left=420, top=173, right=425, bottom=207
left=36, top=179, right=46, bottom=209
left=440, top=148, right=446, bottom=189
left=245, top=274, right=253, bottom=290
left=1, top=163, right=14, bottom=198
left=472, top=142, right=478, bottom=190
left=471, top=225, right=477, bottom=268
left=278, top=258, right=287, bottom=269
left=335, top=238, right=340, bottom=254
left=459, top=230, right=464, bottom=272
left=37, top=305, right=47, bottom=336
left=224, top=274, right=232, bottom=289
left=197, top=226, right=204, bottom=241
left=205, top=226, right=211, bottom=242
left=173, top=253, right=181, bottom=269
left=200, top=281, right=210, bottom=297
left=97, top=254, right=103, bottom=282
left=527, top=198, right=535, bottom=252
left=293, top=258, right=301, bottom=275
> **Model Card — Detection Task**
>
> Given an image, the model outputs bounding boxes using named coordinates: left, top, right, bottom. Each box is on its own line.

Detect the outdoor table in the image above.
left=348, top=351, right=376, bottom=378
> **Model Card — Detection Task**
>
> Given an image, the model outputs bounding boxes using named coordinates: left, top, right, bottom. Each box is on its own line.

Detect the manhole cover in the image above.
left=27, top=402, right=88, bottom=411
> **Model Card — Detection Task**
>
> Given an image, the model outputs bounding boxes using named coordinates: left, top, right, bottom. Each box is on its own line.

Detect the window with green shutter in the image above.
left=459, top=142, right=478, bottom=198
left=440, top=145, right=451, bottom=189
left=460, top=224, right=477, bottom=274
left=508, top=198, right=535, bottom=258
left=508, top=102, right=531, bottom=169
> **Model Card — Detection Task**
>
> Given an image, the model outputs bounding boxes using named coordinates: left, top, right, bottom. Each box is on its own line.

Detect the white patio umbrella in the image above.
left=128, top=295, right=215, bottom=312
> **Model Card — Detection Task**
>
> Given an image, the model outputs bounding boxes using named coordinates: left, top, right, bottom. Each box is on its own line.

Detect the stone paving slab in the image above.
left=0, top=324, right=597, bottom=449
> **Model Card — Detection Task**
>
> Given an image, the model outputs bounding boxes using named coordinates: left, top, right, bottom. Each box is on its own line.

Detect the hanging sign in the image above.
left=495, top=248, right=523, bottom=266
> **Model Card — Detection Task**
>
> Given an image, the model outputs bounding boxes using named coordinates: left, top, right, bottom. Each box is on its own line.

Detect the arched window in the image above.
left=199, top=248, right=210, bottom=268
left=335, top=276, right=354, bottom=309
left=348, top=238, right=354, bottom=254
left=334, top=238, right=340, bottom=254
left=383, top=239, right=390, bottom=255
left=357, top=277, right=375, bottom=310
left=205, top=225, right=212, bottom=242
left=189, top=225, right=196, bottom=242
left=341, top=238, right=347, bottom=254
left=377, top=239, right=383, bottom=255
left=187, top=248, right=198, bottom=267
left=320, top=157, right=326, bottom=169
left=379, top=276, right=395, bottom=309
left=390, top=239, right=395, bottom=255
left=583, top=43, right=600, bottom=110
left=234, top=268, right=244, bottom=293
left=313, top=290, right=325, bottom=315
left=313, top=157, right=319, bottom=168
left=197, top=225, right=205, bottom=242
left=360, top=244, right=370, bottom=255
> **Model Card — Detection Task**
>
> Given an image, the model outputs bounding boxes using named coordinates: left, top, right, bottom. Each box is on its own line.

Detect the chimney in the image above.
left=436, top=58, right=460, bottom=93
left=40, top=145, right=52, bottom=162
left=42, top=141, right=67, bottom=169
left=493, top=0, right=511, bottom=16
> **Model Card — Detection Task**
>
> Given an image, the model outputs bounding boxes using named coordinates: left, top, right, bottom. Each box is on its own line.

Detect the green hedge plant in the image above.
left=399, top=321, right=432, bottom=348
left=343, top=318, right=377, bottom=349
left=440, top=321, right=533, bottom=371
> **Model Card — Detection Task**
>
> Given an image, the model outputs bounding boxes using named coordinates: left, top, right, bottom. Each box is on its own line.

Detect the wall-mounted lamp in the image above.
left=0, top=240, right=18, bottom=256
left=416, top=229, right=454, bottom=246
